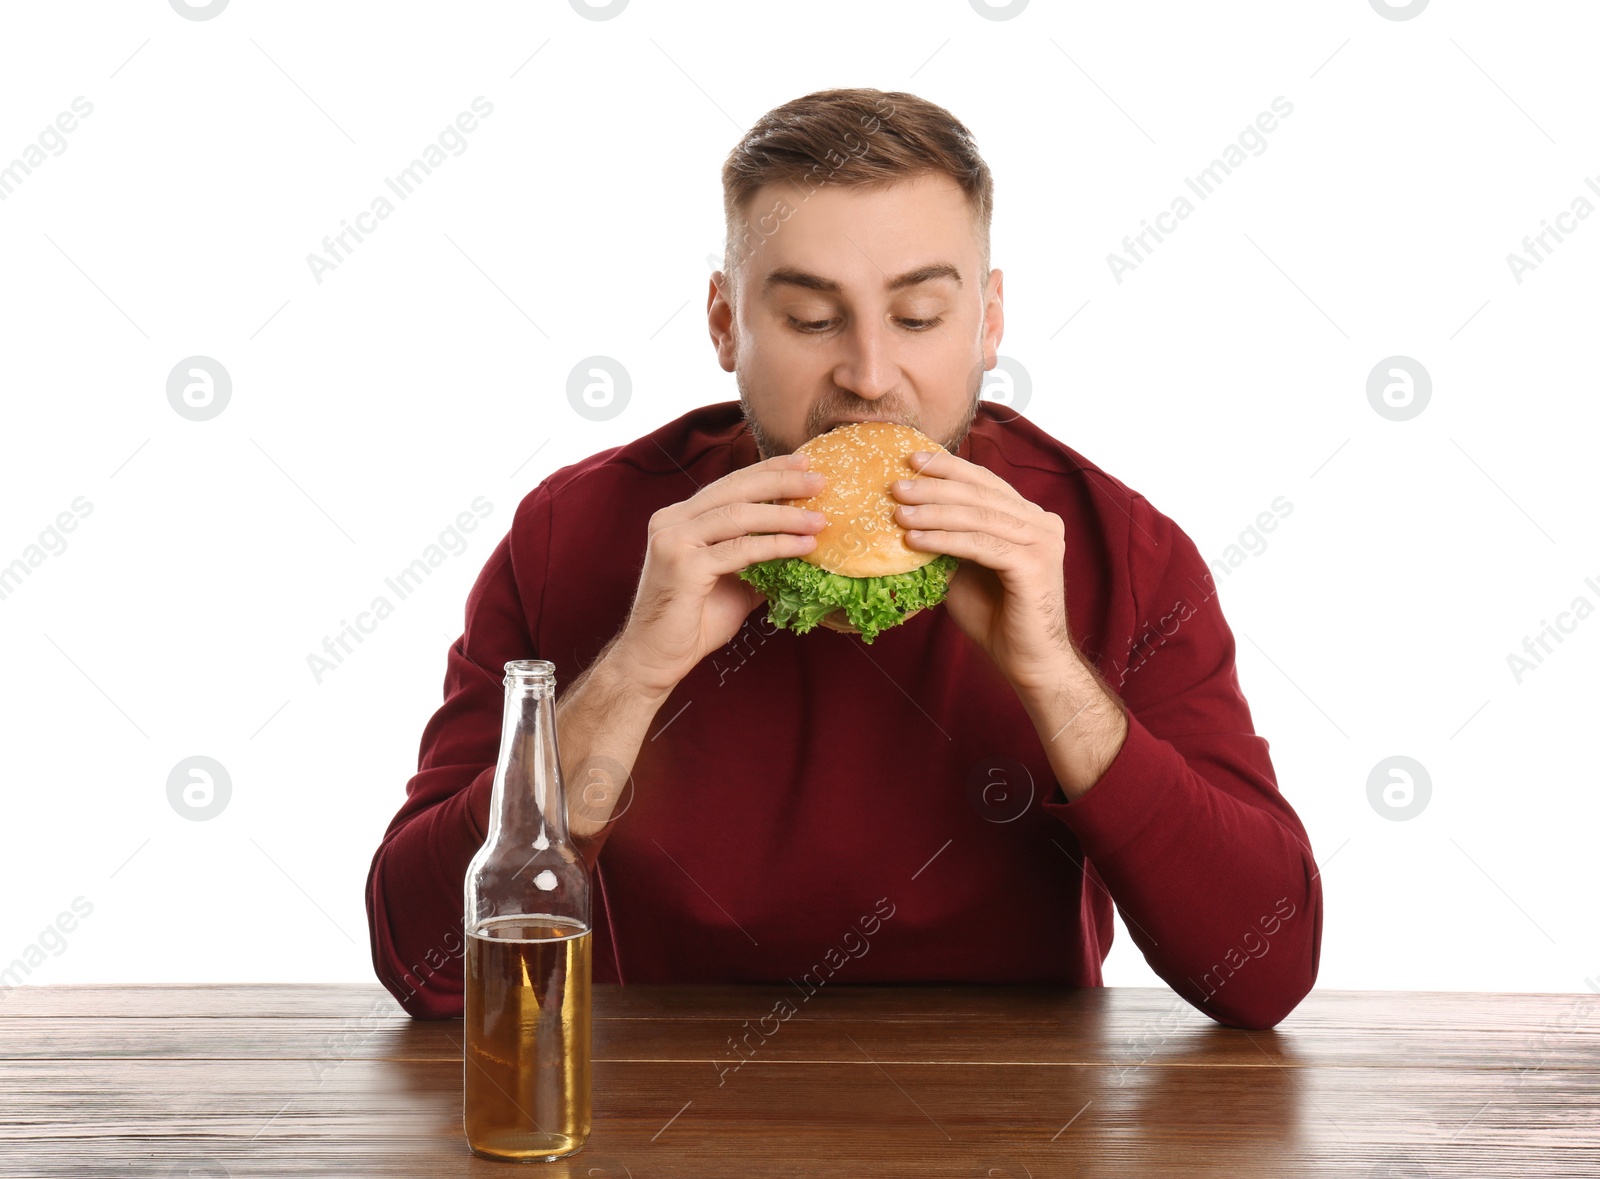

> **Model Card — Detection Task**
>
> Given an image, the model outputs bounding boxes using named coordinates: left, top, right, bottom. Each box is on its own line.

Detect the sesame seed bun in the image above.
left=780, top=421, right=945, bottom=634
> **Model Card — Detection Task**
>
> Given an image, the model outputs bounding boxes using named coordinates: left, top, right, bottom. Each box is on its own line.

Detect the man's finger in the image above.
left=892, top=475, right=1023, bottom=512
left=899, top=452, right=1034, bottom=515
left=905, top=446, right=1012, bottom=496
left=679, top=502, right=826, bottom=548
left=893, top=501, right=1034, bottom=545
left=659, top=457, right=826, bottom=525
left=904, top=525, right=1025, bottom=572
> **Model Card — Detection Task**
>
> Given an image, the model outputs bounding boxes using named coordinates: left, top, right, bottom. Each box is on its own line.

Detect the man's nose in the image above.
left=830, top=317, right=902, bottom=401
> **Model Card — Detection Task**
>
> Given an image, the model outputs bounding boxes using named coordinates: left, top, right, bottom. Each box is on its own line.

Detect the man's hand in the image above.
left=611, top=453, right=829, bottom=699
left=889, top=446, right=1074, bottom=695
left=890, top=444, right=1128, bottom=798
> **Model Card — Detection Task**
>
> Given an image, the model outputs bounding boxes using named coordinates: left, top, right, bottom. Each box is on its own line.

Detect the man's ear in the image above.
left=708, top=271, right=738, bottom=372
left=981, top=267, right=1004, bottom=369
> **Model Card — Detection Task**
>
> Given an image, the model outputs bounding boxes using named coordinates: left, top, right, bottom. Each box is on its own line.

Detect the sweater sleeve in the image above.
left=363, top=488, right=551, bottom=1019
left=1040, top=493, right=1323, bottom=1030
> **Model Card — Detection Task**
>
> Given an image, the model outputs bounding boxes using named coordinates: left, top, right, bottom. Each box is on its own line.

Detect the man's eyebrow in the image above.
left=762, top=263, right=963, bottom=296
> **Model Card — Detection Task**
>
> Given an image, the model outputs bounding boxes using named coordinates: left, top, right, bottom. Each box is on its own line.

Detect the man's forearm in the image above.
left=552, top=636, right=672, bottom=868
left=1014, top=653, right=1130, bottom=801
left=464, top=633, right=669, bottom=868
left=1022, top=652, right=1321, bottom=1028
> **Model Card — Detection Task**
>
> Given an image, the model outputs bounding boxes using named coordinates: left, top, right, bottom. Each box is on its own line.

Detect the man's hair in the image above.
left=720, top=88, right=994, bottom=297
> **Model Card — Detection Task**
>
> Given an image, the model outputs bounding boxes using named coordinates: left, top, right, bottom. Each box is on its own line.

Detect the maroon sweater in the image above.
left=365, top=401, right=1322, bottom=1030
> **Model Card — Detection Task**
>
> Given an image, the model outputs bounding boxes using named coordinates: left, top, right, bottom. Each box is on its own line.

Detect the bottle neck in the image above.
left=485, top=681, right=572, bottom=850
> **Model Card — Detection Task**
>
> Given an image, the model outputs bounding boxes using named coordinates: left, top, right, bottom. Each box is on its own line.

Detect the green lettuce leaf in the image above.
left=738, top=552, right=959, bottom=643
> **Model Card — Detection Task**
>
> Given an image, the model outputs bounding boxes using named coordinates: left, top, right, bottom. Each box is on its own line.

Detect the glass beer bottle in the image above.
left=464, top=659, right=592, bottom=1162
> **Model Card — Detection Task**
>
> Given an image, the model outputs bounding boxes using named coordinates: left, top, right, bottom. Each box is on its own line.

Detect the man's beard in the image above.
left=736, top=368, right=984, bottom=461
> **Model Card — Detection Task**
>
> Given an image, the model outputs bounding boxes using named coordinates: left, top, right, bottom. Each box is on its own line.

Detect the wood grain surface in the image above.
left=2, top=984, right=1597, bottom=1177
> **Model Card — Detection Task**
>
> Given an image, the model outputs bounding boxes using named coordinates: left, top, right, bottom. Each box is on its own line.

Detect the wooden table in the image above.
left=2, top=984, right=1596, bottom=1176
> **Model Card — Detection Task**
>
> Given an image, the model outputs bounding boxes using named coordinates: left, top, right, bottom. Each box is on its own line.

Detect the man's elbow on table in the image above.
left=1203, top=984, right=1309, bottom=1032
left=365, top=856, right=469, bottom=1021
left=367, top=906, right=468, bottom=1020
left=1191, top=932, right=1320, bottom=1031
left=376, top=957, right=465, bottom=1021
left=396, top=983, right=464, bottom=1022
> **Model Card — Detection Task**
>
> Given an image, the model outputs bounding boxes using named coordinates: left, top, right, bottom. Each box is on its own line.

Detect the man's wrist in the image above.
left=555, top=639, right=674, bottom=853
left=591, top=634, right=676, bottom=711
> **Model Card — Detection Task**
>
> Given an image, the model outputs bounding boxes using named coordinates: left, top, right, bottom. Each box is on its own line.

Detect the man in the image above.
left=365, top=88, right=1322, bottom=1031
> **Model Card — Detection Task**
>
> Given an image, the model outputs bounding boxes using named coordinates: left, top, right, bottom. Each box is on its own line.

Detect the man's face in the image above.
left=708, top=172, right=1003, bottom=459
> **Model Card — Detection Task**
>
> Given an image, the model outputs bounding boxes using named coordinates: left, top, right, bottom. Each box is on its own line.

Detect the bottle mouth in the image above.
left=503, top=659, right=555, bottom=680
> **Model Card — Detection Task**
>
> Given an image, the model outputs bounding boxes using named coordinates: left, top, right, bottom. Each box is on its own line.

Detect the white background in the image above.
left=1, top=0, right=1595, bottom=998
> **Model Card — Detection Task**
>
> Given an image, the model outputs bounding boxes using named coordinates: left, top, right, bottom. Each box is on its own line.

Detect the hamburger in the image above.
left=738, top=421, right=960, bottom=643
